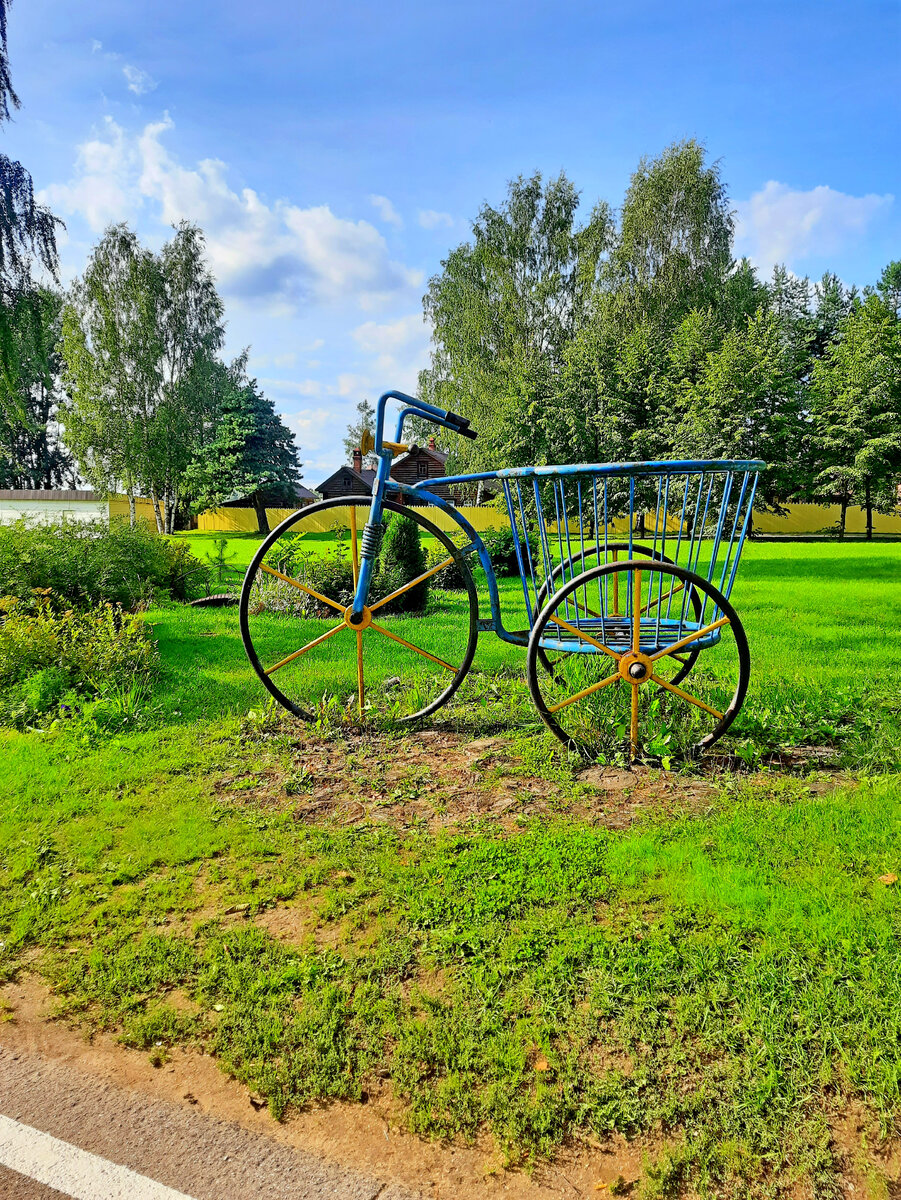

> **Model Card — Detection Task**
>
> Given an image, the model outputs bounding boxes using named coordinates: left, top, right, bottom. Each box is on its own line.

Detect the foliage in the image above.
left=184, top=354, right=302, bottom=535
left=479, top=524, right=539, bottom=577
left=0, top=286, right=73, bottom=488
left=0, top=518, right=205, bottom=608
left=812, top=294, right=901, bottom=538
left=0, top=593, right=158, bottom=725
left=342, top=398, right=377, bottom=468
left=421, top=170, right=613, bottom=473
left=420, top=141, right=901, bottom=513
left=203, top=537, right=239, bottom=586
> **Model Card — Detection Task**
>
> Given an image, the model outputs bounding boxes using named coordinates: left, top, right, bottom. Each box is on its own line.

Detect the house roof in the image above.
left=314, top=465, right=377, bottom=493
left=391, top=445, right=449, bottom=470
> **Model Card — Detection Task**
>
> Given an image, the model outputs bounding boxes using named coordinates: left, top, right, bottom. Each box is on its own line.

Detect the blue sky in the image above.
left=6, top=0, right=899, bottom=483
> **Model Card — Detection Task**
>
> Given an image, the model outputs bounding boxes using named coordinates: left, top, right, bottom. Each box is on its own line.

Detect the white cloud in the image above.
left=418, top=209, right=454, bottom=230
left=735, top=181, right=893, bottom=275
left=259, top=377, right=322, bottom=396
left=273, top=352, right=297, bottom=367
left=91, top=39, right=103, bottom=53
left=287, top=406, right=332, bottom=452
left=351, top=313, right=431, bottom=394
left=369, top=194, right=403, bottom=228
left=41, top=116, right=137, bottom=232
left=41, top=115, right=423, bottom=312
left=123, top=64, right=157, bottom=95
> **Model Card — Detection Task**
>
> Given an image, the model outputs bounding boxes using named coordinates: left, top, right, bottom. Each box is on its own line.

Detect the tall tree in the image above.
left=0, top=286, right=72, bottom=487
left=811, top=293, right=901, bottom=539
left=605, top=139, right=734, bottom=327
left=185, top=358, right=303, bottom=534
left=342, top=398, right=377, bottom=467
left=673, top=307, right=809, bottom=509
left=0, top=0, right=61, bottom=380
left=421, top=171, right=614, bottom=471
left=61, top=222, right=224, bottom=531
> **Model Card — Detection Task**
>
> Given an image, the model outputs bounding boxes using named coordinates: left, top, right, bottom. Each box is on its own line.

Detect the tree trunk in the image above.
left=838, top=495, right=847, bottom=541
left=865, top=480, right=873, bottom=541
left=128, top=492, right=136, bottom=529
left=475, top=479, right=484, bottom=506
left=253, top=493, right=270, bottom=535
left=150, top=489, right=165, bottom=534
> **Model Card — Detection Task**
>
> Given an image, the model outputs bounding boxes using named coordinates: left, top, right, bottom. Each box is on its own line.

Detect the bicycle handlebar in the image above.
left=379, top=389, right=478, bottom=442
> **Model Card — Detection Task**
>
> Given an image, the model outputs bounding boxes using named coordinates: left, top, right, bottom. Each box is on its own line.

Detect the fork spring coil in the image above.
left=361, top=522, right=384, bottom=557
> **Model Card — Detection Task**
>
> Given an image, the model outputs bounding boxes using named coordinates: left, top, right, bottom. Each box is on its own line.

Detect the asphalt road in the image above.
left=0, top=1048, right=419, bottom=1200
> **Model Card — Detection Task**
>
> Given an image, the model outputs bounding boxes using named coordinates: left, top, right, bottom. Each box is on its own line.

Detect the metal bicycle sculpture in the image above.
left=241, top=390, right=764, bottom=761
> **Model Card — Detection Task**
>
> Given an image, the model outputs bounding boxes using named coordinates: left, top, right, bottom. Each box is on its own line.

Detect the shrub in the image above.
left=256, top=542, right=355, bottom=617
left=480, top=525, right=539, bottom=577
left=425, top=546, right=466, bottom=591
left=0, top=593, right=159, bottom=726
left=0, top=519, right=207, bottom=609
left=376, top=513, right=428, bottom=613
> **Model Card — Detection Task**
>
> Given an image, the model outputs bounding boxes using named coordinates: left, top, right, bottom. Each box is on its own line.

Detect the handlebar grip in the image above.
left=458, top=425, right=478, bottom=440
left=444, top=409, right=471, bottom=429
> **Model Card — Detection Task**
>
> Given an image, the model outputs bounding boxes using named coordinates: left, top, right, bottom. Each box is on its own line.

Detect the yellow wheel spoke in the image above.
left=547, top=614, right=621, bottom=662
left=260, top=563, right=345, bottom=613
left=632, top=570, right=641, bottom=652
left=265, top=621, right=346, bottom=675
left=349, top=505, right=360, bottom=587
left=630, top=682, right=639, bottom=758
left=356, top=629, right=364, bottom=715
left=370, top=556, right=456, bottom=613
left=369, top=620, right=459, bottom=672
left=649, top=615, right=730, bottom=660
left=547, top=668, right=620, bottom=713
left=651, top=674, right=724, bottom=719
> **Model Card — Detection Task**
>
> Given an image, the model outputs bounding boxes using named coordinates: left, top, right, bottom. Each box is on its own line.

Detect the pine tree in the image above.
left=186, top=363, right=303, bottom=534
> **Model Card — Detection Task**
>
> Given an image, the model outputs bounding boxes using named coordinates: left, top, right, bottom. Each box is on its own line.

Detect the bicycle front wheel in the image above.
left=240, top=497, right=478, bottom=723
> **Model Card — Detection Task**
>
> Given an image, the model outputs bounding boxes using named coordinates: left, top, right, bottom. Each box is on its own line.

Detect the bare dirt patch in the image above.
left=225, top=721, right=852, bottom=839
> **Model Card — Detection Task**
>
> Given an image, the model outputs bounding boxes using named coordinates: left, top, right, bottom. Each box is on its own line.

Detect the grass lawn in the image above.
left=3, top=539, right=901, bottom=1194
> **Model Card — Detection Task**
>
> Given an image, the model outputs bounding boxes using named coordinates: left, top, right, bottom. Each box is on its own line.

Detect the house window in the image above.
left=416, top=460, right=429, bottom=478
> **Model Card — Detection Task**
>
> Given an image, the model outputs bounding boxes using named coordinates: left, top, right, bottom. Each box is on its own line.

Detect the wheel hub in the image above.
left=343, top=604, right=373, bottom=630
left=619, top=650, right=654, bottom=685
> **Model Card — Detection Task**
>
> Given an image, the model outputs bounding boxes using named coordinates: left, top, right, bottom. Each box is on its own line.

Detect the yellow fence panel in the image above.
left=193, top=500, right=901, bottom=538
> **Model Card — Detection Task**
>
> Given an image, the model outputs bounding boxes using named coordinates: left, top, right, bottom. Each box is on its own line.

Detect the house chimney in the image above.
left=427, top=435, right=436, bottom=449
left=353, top=447, right=362, bottom=474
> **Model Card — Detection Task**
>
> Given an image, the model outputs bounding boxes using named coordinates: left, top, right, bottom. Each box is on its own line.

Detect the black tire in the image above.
left=534, top=543, right=702, bottom=687
left=526, top=560, right=750, bottom=762
left=240, top=497, right=479, bottom=722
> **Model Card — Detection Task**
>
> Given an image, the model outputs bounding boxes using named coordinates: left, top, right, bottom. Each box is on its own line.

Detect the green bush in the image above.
left=377, top=512, right=428, bottom=613
left=480, top=525, right=539, bottom=577
left=256, top=542, right=355, bottom=617
left=0, top=594, right=159, bottom=726
left=256, top=517, right=431, bottom=617
left=425, top=546, right=466, bottom=591
left=0, top=519, right=207, bottom=609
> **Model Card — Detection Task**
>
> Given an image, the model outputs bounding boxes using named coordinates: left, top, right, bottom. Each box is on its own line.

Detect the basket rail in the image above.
left=424, top=459, right=764, bottom=647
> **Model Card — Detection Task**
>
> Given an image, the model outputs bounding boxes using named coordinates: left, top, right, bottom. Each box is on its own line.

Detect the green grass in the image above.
left=3, top=540, right=901, bottom=1193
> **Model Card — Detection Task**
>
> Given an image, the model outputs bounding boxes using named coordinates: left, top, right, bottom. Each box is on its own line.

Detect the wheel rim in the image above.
left=240, top=498, right=479, bottom=723
left=535, top=544, right=702, bottom=687
left=527, top=560, right=750, bottom=763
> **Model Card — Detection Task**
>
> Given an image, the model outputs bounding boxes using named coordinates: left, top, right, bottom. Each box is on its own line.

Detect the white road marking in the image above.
left=0, top=1113, right=198, bottom=1200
